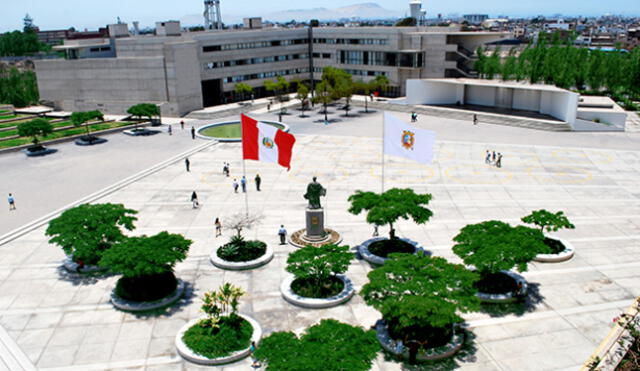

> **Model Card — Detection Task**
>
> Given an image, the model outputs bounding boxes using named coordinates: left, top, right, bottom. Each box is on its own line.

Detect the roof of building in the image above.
left=422, top=78, right=572, bottom=93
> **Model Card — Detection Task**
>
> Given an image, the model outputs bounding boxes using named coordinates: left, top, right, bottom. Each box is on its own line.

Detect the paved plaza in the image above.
left=1, top=106, right=640, bottom=370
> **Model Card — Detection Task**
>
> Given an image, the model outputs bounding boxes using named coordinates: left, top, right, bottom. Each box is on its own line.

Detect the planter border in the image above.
left=175, top=313, right=262, bottom=365
left=289, top=227, right=343, bottom=248
left=111, top=278, right=185, bottom=312
left=534, top=234, right=575, bottom=263
left=196, top=120, right=290, bottom=142
left=476, top=270, right=527, bottom=303
left=376, top=321, right=464, bottom=361
left=62, top=256, right=107, bottom=274
left=210, top=244, right=274, bottom=270
left=74, top=137, right=108, bottom=146
left=280, top=274, right=355, bottom=309
left=123, top=128, right=157, bottom=136
left=357, top=237, right=428, bottom=266
left=23, top=147, right=56, bottom=157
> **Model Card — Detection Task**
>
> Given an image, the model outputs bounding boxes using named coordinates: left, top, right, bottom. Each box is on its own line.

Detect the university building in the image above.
left=34, top=21, right=509, bottom=116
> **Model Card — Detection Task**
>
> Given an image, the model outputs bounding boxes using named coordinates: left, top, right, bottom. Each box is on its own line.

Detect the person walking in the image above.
left=8, top=193, right=15, bottom=211
left=233, top=179, right=239, bottom=193
left=180, top=120, right=184, bottom=130
left=185, top=157, right=190, bottom=172
left=191, top=191, right=199, bottom=209
left=255, top=174, right=261, bottom=191
left=372, top=224, right=379, bottom=237
left=214, top=217, right=222, bottom=237
left=394, top=339, right=404, bottom=361
left=250, top=341, right=260, bottom=368
left=267, top=102, right=271, bottom=112
left=225, top=162, right=230, bottom=177
left=492, top=150, right=496, bottom=163
left=222, top=162, right=227, bottom=176
left=191, top=126, right=196, bottom=140
left=496, top=153, right=503, bottom=168
left=473, top=114, right=478, bottom=125
left=168, top=125, right=172, bottom=135
left=485, top=150, right=491, bottom=164
left=241, top=176, right=247, bottom=193
left=278, top=225, right=287, bottom=245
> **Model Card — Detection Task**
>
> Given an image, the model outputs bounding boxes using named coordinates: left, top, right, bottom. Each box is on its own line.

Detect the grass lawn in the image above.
left=0, top=121, right=72, bottom=139
left=0, top=110, right=10, bottom=115
left=0, top=117, right=53, bottom=129
left=0, top=114, right=18, bottom=120
left=0, top=121, right=133, bottom=149
left=200, top=122, right=285, bottom=139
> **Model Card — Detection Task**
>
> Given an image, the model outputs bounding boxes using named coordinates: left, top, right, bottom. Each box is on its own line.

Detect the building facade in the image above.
left=34, top=24, right=509, bottom=116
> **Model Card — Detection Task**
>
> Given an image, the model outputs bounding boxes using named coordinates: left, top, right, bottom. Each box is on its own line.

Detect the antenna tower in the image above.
left=204, top=0, right=223, bottom=30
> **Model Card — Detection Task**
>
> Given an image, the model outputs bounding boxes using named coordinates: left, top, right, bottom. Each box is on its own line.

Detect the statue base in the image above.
left=305, top=208, right=326, bottom=240
left=289, top=228, right=343, bottom=248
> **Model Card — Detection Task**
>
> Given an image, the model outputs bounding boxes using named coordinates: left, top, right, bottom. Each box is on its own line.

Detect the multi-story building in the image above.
left=34, top=22, right=509, bottom=116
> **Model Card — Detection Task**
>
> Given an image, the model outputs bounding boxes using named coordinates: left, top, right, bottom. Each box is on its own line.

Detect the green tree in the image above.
left=99, top=231, right=191, bottom=277
left=286, top=244, right=353, bottom=297
left=126, top=103, right=159, bottom=130
left=296, top=83, right=309, bottom=117
left=475, top=46, right=487, bottom=78
left=452, top=220, right=548, bottom=275
left=521, top=209, right=575, bottom=234
left=501, top=52, right=517, bottom=81
left=313, top=80, right=334, bottom=122
left=348, top=188, right=433, bottom=239
left=371, top=74, right=389, bottom=97
left=264, top=76, right=290, bottom=107
left=335, top=76, right=354, bottom=116
left=17, top=118, right=53, bottom=146
left=255, top=319, right=379, bottom=371
left=361, top=253, right=479, bottom=337
left=0, top=67, right=39, bottom=107
left=485, top=46, right=502, bottom=80
left=70, top=110, right=104, bottom=139
left=46, top=203, right=138, bottom=265
left=234, top=82, right=253, bottom=102
left=395, top=17, right=417, bottom=27
left=0, top=30, right=49, bottom=57
left=354, top=79, right=375, bottom=113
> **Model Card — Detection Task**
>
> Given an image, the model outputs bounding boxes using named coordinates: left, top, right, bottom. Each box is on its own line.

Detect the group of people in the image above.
left=232, top=174, right=261, bottom=193
left=485, top=150, right=503, bottom=168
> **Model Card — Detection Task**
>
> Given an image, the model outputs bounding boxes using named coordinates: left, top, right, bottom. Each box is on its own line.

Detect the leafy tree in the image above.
left=309, top=19, right=320, bottom=27
left=335, top=77, right=354, bottom=116
left=371, top=74, right=389, bottom=97
left=99, top=231, right=191, bottom=277
left=354, top=79, right=375, bottom=113
left=255, top=319, right=379, bottom=371
left=313, top=80, right=334, bottom=122
left=17, top=118, right=53, bottom=146
left=452, top=220, right=548, bottom=275
left=0, top=30, right=49, bottom=56
left=521, top=209, right=575, bottom=234
left=296, top=83, right=309, bottom=117
left=70, top=110, right=104, bottom=138
left=286, top=244, right=353, bottom=293
left=475, top=46, right=487, bottom=78
left=485, top=46, right=502, bottom=80
left=348, top=188, right=433, bottom=239
left=0, top=67, right=39, bottom=107
left=361, top=253, right=479, bottom=335
left=126, top=103, right=159, bottom=130
left=264, top=76, right=290, bottom=107
left=46, top=203, right=138, bottom=265
left=234, top=82, right=253, bottom=101
left=395, top=17, right=417, bottom=27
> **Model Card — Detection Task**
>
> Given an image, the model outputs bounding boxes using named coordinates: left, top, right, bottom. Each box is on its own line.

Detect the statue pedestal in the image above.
left=305, top=208, right=326, bottom=241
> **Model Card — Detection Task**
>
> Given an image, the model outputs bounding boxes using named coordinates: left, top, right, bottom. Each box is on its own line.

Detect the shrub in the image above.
left=255, top=319, right=379, bottom=371
left=452, top=220, right=548, bottom=276
left=348, top=188, right=433, bottom=239
left=521, top=209, right=575, bottom=234
left=46, top=203, right=137, bottom=265
left=217, top=235, right=266, bottom=262
left=286, top=244, right=353, bottom=298
left=361, top=253, right=479, bottom=343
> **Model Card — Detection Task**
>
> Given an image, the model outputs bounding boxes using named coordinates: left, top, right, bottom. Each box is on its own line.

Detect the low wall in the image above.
left=575, top=110, right=627, bottom=131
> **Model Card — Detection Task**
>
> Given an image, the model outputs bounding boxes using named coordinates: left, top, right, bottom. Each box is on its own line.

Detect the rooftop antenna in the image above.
left=204, top=0, right=223, bottom=30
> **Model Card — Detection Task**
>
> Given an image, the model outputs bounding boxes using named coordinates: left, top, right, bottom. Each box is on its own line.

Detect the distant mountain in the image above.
left=180, top=3, right=404, bottom=26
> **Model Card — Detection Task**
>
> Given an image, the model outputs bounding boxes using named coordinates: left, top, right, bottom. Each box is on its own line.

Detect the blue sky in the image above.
left=3, top=0, right=639, bottom=32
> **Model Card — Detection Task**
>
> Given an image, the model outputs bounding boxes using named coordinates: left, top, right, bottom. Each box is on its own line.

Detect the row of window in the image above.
left=313, top=38, right=388, bottom=45
left=223, top=67, right=310, bottom=83
left=311, top=67, right=386, bottom=77
left=203, top=38, right=309, bottom=53
left=205, top=53, right=309, bottom=69
left=89, top=46, right=111, bottom=52
left=312, top=53, right=332, bottom=59
left=339, top=50, right=424, bottom=68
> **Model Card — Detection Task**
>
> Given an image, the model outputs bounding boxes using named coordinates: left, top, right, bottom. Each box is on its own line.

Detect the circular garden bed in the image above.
left=75, top=135, right=107, bottom=146
left=111, top=271, right=185, bottom=311
left=175, top=314, right=262, bottom=365
left=358, top=237, right=427, bottom=266
left=23, top=145, right=56, bottom=157
left=534, top=235, right=575, bottom=263
left=280, top=274, right=355, bottom=308
left=375, top=321, right=464, bottom=361
left=197, top=120, right=289, bottom=142
left=475, top=270, right=527, bottom=303
left=210, top=243, right=274, bottom=270
left=289, top=228, right=343, bottom=248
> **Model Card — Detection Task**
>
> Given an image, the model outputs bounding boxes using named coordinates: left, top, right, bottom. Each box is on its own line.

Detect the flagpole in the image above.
left=241, top=116, right=249, bottom=217
left=381, top=112, right=385, bottom=193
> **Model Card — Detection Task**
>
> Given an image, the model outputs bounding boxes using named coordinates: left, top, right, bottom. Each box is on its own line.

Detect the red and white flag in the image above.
left=241, top=114, right=296, bottom=170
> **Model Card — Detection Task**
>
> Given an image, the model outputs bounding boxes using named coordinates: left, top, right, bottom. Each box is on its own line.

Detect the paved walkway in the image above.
left=0, top=102, right=640, bottom=370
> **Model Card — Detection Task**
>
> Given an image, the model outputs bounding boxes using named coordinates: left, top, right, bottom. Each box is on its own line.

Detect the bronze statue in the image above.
left=304, top=176, right=326, bottom=209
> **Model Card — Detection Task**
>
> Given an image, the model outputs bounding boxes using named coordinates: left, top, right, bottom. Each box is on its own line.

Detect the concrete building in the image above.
left=463, top=14, right=489, bottom=25
left=34, top=23, right=509, bottom=116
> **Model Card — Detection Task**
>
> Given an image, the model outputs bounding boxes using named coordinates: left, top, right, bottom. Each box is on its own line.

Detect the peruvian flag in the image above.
left=241, top=114, right=296, bottom=170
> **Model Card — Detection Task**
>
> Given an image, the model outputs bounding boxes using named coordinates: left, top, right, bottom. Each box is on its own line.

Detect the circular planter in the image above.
left=23, top=147, right=56, bottom=157
left=476, top=270, right=527, bottom=303
left=289, top=227, right=343, bottom=248
left=62, top=256, right=107, bottom=274
left=196, top=120, right=290, bottom=142
left=75, top=136, right=107, bottom=145
left=534, top=235, right=575, bottom=263
left=111, top=279, right=185, bottom=312
left=357, top=237, right=428, bottom=266
left=376, top=321, right=464, bottom=361
left=175, top=313, right=262, bottom=365
left=280, top=274, right=355, bottom=309
left=123, top=128, right=158, bottom=136
left=210, top=245, right=274, bottom=270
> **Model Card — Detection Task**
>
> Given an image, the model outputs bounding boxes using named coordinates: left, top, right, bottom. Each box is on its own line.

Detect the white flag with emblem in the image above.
left=383, top=111, right=435, bottom=164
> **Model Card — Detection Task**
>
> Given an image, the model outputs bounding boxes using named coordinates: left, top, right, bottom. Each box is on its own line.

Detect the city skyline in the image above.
left=2, top=0, right=640, bottom=32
